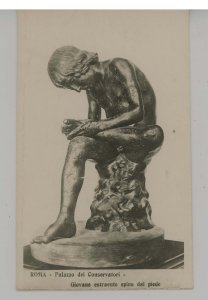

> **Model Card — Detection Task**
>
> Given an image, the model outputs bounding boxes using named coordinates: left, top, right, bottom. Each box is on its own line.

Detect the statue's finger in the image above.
left=67, top=133, right=76, bottom=139
left=61, top=124, right=73, bottom=133
left=62, top=125, right=72, bottom=130
left=67, top=128, right=84, bottom=139
left=69, top=126, right=83, bottom=135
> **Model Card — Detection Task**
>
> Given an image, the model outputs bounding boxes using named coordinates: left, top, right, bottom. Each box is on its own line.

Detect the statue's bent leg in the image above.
left=96, top=125, right=164, bottom=162
left=32, top=136, right=117, bottom=243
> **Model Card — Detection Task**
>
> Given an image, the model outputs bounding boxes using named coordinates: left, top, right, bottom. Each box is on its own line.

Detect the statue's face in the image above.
left=62, top=68, right=94, bottom=92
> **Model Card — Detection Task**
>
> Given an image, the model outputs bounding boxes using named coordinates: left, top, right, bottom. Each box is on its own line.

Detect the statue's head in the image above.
left=48, top=46, right=98, bottom=92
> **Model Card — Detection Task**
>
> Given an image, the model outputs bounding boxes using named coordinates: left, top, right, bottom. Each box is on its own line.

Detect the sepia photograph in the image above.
left=16, top=10, right=192, bottom=290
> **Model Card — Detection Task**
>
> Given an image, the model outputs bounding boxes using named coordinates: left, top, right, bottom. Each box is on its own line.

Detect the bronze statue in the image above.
left=32, top=46, right=164, bottom=244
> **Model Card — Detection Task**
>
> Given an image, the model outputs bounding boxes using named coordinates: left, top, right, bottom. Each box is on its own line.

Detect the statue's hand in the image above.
left=61, top=119, right=88, bottom=137
left=66, top=121, right=101, bottom=140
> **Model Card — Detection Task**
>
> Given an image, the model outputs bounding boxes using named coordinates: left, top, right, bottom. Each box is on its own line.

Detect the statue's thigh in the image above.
left=96, top=125, right=163, bottom=148
left=96, top=125, right=164, bottom=163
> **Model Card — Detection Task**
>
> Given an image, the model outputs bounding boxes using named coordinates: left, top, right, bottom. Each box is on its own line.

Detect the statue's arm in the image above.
left=62, top=93, right=101, bottom=138
left=87, top=91, right=101, bottom=121
left=100, top=107, right=142, bottom=130
left=66, top=60, right=143, bottom=139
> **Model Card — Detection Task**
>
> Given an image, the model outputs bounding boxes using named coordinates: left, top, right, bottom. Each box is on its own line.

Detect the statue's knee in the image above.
left=144, top=125, right=164, bottom=147
left=68, top=136, right=92, bottom=159
left=154, top=125, right=164, bottom=146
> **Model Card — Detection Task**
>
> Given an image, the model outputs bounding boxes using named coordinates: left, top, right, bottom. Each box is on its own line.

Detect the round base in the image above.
left=31, top=222, right=164, bottom=268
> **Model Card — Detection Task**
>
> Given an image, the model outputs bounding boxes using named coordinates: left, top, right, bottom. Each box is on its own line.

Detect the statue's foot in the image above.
left=31, top=214, right=76, bottom=244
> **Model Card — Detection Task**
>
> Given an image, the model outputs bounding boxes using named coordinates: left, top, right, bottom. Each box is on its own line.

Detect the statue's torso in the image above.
left=89, top=58, right=156, bottom=125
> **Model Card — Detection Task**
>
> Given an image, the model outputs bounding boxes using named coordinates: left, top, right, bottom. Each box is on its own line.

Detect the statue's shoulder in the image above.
left=106, top=58, right=137, bottom=81
left=109, top=57, right=133, bottom=71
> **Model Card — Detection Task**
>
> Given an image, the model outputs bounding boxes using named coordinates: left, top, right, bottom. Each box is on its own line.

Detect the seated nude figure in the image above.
left=33, top=46, right=164, bottom=243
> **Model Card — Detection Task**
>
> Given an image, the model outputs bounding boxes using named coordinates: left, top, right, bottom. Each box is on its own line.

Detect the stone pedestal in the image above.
left=30, top=221, right=164, bottom=268
left=86, top=153, right=154, bottom=232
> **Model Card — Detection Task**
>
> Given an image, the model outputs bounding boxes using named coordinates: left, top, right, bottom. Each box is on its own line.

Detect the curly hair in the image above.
left=48, top=46, right=98, bottom=87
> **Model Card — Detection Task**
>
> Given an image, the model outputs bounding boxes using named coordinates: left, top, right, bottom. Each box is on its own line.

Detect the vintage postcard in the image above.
left=16, top=10, right=193, bottom=290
